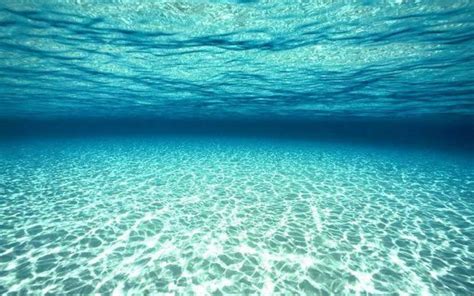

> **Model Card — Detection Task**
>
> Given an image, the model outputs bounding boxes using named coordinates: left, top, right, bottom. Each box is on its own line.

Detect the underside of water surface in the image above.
left=0, top=0, right=474, bottom=295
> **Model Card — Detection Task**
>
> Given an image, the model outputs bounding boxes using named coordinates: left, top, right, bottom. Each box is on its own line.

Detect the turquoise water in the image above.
left=0, top=1, right=473, bottom=120
left=1, top=137, right=473, bottom=294
left=1, top=1, right=474, bottom=295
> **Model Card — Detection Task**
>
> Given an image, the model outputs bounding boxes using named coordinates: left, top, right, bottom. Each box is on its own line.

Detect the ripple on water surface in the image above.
left=0, top=137, right=473, bottom=294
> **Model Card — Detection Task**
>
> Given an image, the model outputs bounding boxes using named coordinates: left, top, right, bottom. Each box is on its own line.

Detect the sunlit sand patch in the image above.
left=0, top=137, right=472, bottom=294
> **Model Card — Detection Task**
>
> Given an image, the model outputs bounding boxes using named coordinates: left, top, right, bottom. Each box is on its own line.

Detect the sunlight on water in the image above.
left=0, top=1, right=473, bottom=295
left=0, top=1, right=473, bottom=119
left=0, top=138, right=473, bottom=294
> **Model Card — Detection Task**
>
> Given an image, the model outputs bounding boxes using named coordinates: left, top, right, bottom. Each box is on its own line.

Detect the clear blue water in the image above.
left=1, top=137, right=473, bottom=294
left=0, top=1, right=473, bottom=120
left=0, top=1, right=473, bottom=295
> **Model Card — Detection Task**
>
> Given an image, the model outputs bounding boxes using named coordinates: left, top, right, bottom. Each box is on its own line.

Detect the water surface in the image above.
left=0, top=1, right=473, bottom=295
left=0, top=1, right=473, bottom=120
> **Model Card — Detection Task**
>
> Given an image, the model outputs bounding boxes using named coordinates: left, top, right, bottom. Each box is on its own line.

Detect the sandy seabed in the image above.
left=0, top=136, right=472, bottom=295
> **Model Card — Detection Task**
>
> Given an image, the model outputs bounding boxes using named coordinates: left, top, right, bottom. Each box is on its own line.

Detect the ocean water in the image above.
left=0, top=0, right=473, bottom=120
left=1, top=137, right=473, bottom=295
left=1, top=1, right=474, bottom=295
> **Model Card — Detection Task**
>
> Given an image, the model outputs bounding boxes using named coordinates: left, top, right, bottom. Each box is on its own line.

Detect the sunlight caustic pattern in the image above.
left=0, top=138, right=472, bottom=294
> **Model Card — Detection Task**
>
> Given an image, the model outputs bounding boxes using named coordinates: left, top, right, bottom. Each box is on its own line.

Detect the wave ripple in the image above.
left=0, top=1, right=473, bottom=119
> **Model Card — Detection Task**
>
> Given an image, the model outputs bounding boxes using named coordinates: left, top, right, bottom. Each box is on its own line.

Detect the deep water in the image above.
left=0, top=1, right=474, bottom=295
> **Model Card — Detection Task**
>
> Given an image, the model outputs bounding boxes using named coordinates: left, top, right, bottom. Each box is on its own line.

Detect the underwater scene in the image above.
left=0, top=1, right=473, bottom=295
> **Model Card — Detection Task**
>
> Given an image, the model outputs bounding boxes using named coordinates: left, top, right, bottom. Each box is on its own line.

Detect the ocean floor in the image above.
left=0, top=136, right=472, bottom=294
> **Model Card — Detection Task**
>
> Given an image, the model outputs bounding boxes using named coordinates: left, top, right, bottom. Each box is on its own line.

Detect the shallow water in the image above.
left=1, top=137, right=472, bottom=294
left=1, top=1, right=474, bottom=294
